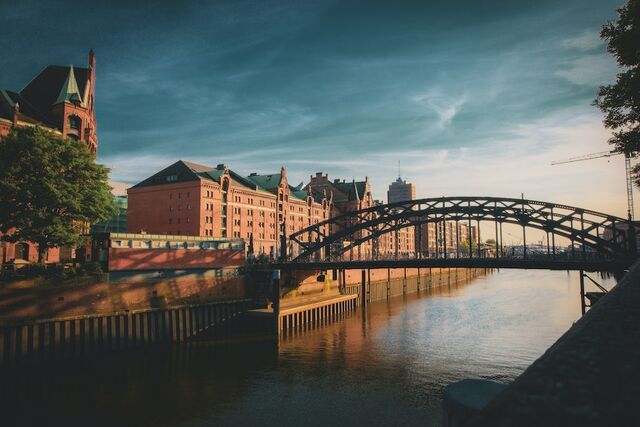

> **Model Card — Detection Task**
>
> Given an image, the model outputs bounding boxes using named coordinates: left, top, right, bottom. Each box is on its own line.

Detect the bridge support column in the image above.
left=361, top=269, right=367, bottom=307
left=342, top=269, right=346, bottom=293
left=272, top=270, right=281, bottom=334
left=579, top=270, right=586, bottom=316
left=403, top=268, right=407, bottom=294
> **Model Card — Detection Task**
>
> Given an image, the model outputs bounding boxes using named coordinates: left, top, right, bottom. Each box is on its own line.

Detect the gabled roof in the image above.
left=130, top=160, right=204, bottom=189
left=245, top=173, right=282, bottom=192
left=333, top=180, right=366, bottom=201
left=0, top=89, right=56, bottom=126
left=131, top=160, right=274, bottom=195
left=19, top=65, right=90, bottom=125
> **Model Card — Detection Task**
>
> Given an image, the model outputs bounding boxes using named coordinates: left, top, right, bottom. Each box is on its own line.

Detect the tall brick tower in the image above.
left=0, top=50, right=98, bottom=152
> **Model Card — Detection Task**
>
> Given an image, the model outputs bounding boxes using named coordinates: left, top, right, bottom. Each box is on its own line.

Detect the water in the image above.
left=0, top=269, right=616, bottom=426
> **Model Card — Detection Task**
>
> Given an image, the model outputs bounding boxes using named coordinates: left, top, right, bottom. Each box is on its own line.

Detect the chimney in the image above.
left=216, top=163, right=226, bottom=170
left=12, top=102, right=19, bottom=125
left=89, top=49, right=96, bottom=67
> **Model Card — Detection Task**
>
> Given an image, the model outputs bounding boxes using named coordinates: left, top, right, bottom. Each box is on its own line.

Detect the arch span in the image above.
left=286, top=197, right=637, bottom=262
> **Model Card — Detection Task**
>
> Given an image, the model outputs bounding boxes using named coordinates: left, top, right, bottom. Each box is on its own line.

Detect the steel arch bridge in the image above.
left=285, top=196, right=637, bottom=264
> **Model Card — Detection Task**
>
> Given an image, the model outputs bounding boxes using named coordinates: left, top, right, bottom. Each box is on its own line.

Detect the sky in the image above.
left=0, top=0, right=633, bottom=223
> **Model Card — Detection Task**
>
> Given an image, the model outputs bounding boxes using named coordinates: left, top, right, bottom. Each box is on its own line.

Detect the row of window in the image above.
left=169, top=192, right=190, bottom=199
left=111, top=239, right=243, bottom=250
left=231, top=231, right=277, bottom=240
left=169, top=217, right=190, bottom=224
left=169, top=204, right=191, bottom=211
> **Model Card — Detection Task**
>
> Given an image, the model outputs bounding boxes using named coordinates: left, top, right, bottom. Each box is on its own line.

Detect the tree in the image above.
left=593, top=0, right=640, bottom=184
left=0, top=126, right=117, bottom=264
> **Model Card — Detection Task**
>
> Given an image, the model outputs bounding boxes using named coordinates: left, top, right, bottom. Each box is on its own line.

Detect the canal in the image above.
left=0, top=269, right=616, bottom=426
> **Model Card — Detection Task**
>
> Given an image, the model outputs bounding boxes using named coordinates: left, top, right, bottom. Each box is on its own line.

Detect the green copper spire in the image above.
left=55, top=65, right=85, bottom=107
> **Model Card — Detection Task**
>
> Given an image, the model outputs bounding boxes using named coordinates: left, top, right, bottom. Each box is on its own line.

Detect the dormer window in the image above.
left=68, top=115, right=81, bottom=130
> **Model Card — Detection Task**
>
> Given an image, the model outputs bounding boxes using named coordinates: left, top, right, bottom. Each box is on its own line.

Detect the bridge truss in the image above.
left=286, top=196, right=637, bottom=263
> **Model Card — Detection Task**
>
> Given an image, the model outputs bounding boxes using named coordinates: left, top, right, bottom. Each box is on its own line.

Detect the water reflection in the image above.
left=0, top=270, right=616, bottom=426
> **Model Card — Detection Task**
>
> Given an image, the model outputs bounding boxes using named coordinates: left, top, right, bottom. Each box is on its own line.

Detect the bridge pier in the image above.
left=361, top=269, right=367, bottom=307
left=272, top=270, right=281, bottom=334
left=579, top=270, right=586, bottom=315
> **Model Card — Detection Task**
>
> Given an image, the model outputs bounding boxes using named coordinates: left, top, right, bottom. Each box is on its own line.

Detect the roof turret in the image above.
left=55, top=65, right=85, bottom=107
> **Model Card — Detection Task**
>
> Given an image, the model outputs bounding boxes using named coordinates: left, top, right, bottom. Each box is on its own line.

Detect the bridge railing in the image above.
left=284, top=249, right=621, bottom=264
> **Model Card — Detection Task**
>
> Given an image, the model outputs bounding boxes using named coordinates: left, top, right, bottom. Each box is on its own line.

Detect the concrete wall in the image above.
left=0, top=268, right=245, bottom=322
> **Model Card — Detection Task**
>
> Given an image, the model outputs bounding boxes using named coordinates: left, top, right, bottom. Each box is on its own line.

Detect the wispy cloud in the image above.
left=555, top=53, right=617, bottom=86
left=562, top=31, right=603, bottom=51
left=411, top=90, right=466, bottom=130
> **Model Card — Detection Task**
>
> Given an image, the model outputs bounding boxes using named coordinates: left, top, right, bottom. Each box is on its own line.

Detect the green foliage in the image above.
left=458, top=238, right=477, bottom=255
left=78, top=261, right=103, bottom=275
left=593, top=0, right=640, bottom=184
left=485, top=238, right=496, bottom=245
left=0, top=126, right=117, bottom=263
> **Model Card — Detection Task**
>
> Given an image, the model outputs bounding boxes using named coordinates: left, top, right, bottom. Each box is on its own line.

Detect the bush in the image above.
left=79, top=261, right=103, bottom=275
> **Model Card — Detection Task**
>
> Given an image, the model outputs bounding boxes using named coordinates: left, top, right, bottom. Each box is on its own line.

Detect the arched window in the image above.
left=68, top=115, right=81, bottom=130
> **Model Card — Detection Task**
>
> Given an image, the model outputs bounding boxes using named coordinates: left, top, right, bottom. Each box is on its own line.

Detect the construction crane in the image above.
left=551, top=151, right=634, bottom=221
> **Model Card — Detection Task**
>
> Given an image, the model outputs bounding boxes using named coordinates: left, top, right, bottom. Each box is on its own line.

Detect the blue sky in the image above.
left=0, top=0, right=633, bottom=220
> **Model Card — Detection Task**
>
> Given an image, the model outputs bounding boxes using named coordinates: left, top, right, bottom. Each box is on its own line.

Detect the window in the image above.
left=166, top=175, right=178, bottom=183
left=68, top=115, right=81, bottom=130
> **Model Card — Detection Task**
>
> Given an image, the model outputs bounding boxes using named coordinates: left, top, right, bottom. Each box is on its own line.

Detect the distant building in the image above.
left=387, top=177, right=416, bottom=204
left=91, top=196, right=128, bottom=234
left=307, top=172, right=415, bottom=259
left=307, top=173, right=375, bottom=259
left=127, top=161, right=330, bottom=258
left=417, top=221, right=479, bottom=257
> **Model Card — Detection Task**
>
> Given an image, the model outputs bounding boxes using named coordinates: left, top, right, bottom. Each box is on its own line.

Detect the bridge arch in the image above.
left=286, top=197, right=636, bottom=262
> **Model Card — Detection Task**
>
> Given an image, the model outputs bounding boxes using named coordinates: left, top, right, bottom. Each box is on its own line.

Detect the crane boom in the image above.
left=550, top=150, right=634, bottom=220
left=550, top=150, right=616, bottom=165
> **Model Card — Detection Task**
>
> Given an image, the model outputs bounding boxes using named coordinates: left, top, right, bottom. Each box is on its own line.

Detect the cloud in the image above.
left=412, top=90, right=467, bottom=130
left=562, top=31, right=603, bottom=51
left=555, top=54, right=617, bottom=86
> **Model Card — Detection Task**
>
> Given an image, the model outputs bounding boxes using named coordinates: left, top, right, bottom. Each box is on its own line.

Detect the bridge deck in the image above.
left=265, top=258, right=632, bottom=272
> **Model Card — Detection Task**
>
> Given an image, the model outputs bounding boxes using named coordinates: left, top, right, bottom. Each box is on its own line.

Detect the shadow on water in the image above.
left=0, top=269, right=616, bottom=427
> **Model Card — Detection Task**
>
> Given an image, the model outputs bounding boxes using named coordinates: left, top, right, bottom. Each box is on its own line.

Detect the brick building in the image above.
left=127, top=161, right=330, bottom=258
left=387, top=177, right=416, bottom=204
left=306, top=173, right=415, bottom=259
left=385, top=176, right=416, bottom=258
left=307, top=173, right=375, bottom=259
left=418, top=222, right=479, bottom=257
left=0, top=51, right=99, bottom=264
left=0, top=50, right=98, bottom=152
